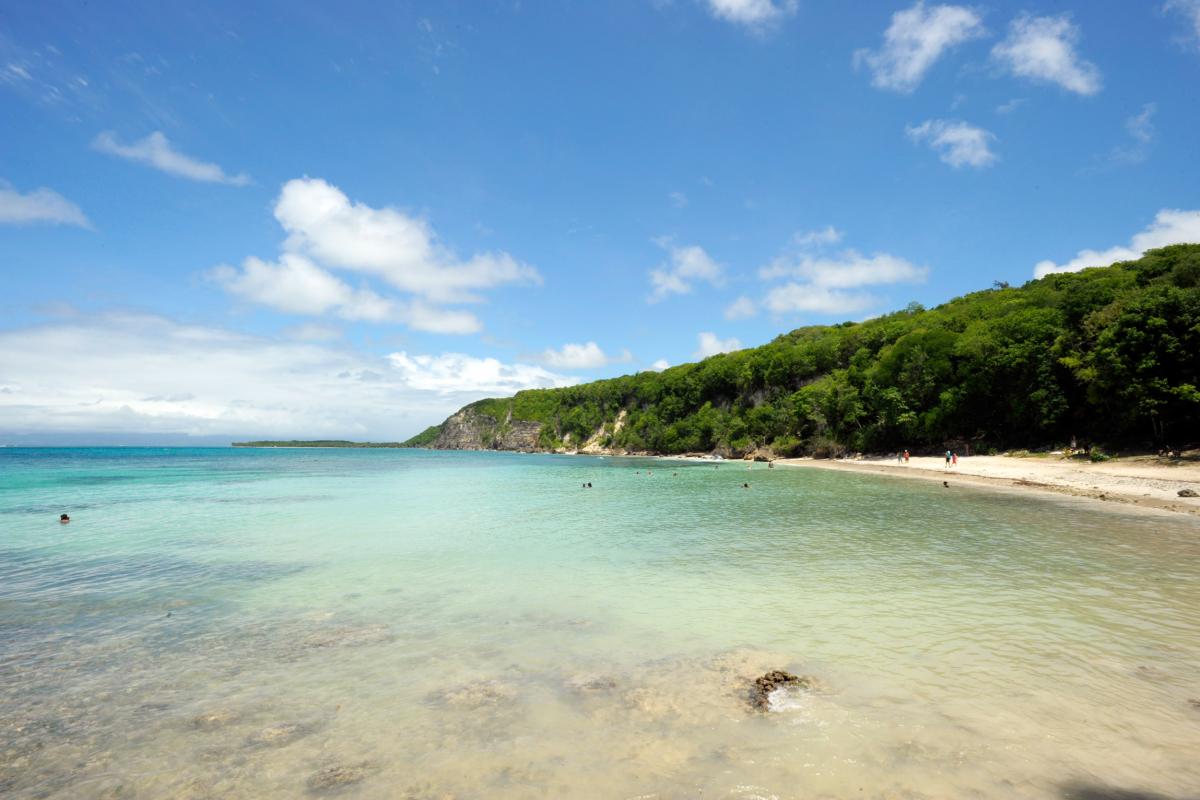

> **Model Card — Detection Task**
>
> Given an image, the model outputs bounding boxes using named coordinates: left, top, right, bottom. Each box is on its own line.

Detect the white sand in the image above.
left=776, top=453, right=1200, bottom=517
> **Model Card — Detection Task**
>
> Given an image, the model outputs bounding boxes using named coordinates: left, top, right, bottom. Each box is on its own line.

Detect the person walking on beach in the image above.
left=952, top=452, right=958, bottom=467
left=945, top=450, right=952, bottom=468
left=903, top=449, right=910, bottom=463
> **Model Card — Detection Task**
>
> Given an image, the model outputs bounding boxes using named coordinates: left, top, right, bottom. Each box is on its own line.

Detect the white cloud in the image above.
left=669, top=190, right=688, bottom=208
left=1033, top=209, right=1200, bottom=278
left=706, top=0, right=796, bottom=28
left=995, top=97, right=1026, bottom=114
left=0, top=181, right=90, bottom=227
left=92, top=131, right=250, bottom=185
left=273, top=177, right=540, bottom=304
left=724, top=296, right=758, bottom=320
left=0, top=313, right=573, bottom=439
left=757, top=238, right=929, bottom=317
left=534, top=341, right=633, bottom=370
left=650, top=359, right=670, bottom=372
left=694, top=332, right=742, bottom=358
left=991, top=14, right=1101, bottom=95
left=1165, top=0, right=1200, bottom=46
left=763, top=285, right=880, bottom=315
left=792, top=226, right=843, bottom=247
left=854, top=2, right=985, bottom=93
left=760, top=249, right=929, bottom=287
left=400, top=301, right=484, bottom=335
left=648, top=241, right=724, bottom=302
left=212, top=177, right=540, bottom=333
left=906, top=119, right=997, bottom=168
left=210, top=254, right=483, bottom=334
left=387, top=352, right=577, bottom=395
left=284, top=323, right=343, bottom=342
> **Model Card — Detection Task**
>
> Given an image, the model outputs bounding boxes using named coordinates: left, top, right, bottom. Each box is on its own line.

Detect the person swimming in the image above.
left=59, top=513, right=70, bottom=524
left=742, top=483, right=750, bottom=488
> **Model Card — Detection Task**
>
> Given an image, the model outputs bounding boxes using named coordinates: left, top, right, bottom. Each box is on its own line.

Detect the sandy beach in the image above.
left=776, top=453, right=1200, bottom=516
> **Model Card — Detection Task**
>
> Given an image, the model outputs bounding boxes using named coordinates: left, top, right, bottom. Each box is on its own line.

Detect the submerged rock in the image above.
left=190, top=710, right=239, bottom=730
left=246, top=722, right=309, bottom=748
left=749, top=670, right=815, bottom=711
left=429, top=680, right=517, bottom=709
left=306, top=761, right=375, bottom=793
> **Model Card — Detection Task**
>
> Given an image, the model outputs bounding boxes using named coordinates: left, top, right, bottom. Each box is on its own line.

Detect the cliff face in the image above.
left=430, top=406, right=544, bottom=452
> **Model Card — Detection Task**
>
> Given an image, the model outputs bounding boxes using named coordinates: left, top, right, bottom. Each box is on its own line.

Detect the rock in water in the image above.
left=749, top=670, right=812, bottom=711
left=306, top=762, right=373, bottom=793
left=1177, top=488, right=1199, bottom=498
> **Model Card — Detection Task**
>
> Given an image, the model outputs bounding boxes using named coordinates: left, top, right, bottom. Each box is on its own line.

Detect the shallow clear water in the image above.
left=1, top=447, right=1197, bottom=799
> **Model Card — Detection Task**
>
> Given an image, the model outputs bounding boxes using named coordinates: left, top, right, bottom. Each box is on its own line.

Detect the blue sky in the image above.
left=2, top=0, right=1199, bottom=442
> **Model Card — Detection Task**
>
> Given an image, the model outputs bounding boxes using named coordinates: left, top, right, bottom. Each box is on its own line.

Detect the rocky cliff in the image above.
left=429, top=405, right=544, bottom=452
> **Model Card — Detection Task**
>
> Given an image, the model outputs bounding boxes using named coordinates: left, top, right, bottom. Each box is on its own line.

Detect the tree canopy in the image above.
left=409, top=245, right=1200, bottom=456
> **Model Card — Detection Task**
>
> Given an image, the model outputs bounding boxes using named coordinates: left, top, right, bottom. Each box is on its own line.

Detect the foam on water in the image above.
left=1, top=447, right=1198, bottom=799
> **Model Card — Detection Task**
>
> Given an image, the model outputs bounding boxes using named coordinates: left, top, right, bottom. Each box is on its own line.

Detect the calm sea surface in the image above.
left=1, top=447, right=1197, bottom=799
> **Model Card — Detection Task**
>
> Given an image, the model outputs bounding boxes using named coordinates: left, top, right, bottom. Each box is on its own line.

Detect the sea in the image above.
left=1, top=447, right=1197, bottom=799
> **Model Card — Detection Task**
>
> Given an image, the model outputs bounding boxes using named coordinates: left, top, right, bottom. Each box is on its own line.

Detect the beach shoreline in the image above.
left=774, top=454, right=1200, bottom=517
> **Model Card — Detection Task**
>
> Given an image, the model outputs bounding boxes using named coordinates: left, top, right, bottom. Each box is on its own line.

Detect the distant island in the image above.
left=232, top=440, right=407, bottom=448
left=402, top=245, right=1200, bottom=459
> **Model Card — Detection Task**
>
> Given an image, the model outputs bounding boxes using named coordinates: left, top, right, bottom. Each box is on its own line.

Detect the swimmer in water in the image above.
left=59, top=513, right=70, bottom=524
left=742, top=483, right=750, bottom=488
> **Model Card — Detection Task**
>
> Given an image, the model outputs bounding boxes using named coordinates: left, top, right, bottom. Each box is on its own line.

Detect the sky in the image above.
left=2, top=0, right=1199, bottom=444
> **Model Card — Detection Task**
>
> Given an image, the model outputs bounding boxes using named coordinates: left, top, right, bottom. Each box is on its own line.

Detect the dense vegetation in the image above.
left=232, top=440, right=404, bottom=448
left=410, top=245, right=1200, bottom=456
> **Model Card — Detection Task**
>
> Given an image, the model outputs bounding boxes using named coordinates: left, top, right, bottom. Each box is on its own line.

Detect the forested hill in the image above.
left=405, top=245, right=1200, bottom=457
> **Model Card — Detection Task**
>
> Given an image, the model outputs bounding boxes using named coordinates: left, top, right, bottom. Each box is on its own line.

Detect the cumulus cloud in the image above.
left=706, top=0, right=796, bottom=28
left=0, top=313, right=575, bottom=439
left=650, top=359, right=671, bottom=372
left=387, top=352, right=577, bottom=394
left=724, top=296, right=758, bottom=320
left=695, top=332, right=742, bottom=358
left=854, top=2, right=986, bottom=93
left=210, top=255, right=483, bottom=334
left=906, top=119, right=997, bottom=168
left=757, top=234, right=929, bottom=317
left=991, top=14, right=1101, bottom=95
left=760, top=250, right=929, bottom=286
left=0, top=181, right=90, bottom=227
left=92, top=131, right=250, bottom=185
left=273, top=177, right=539, bottom=304
left=1033, top=209, right=1200, bottom=278
left=648, top=241, right=724, bottom=302
left=212, top=178, right=540, bottom=333
left=763, top=285, right=881, bottom=315
left=534, top=341, right=632, bottom=370
left=669, top=191, right=688, bottom=208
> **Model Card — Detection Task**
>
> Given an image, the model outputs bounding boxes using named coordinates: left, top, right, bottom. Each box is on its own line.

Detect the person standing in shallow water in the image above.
left=59, top=513, right=70, bottom=524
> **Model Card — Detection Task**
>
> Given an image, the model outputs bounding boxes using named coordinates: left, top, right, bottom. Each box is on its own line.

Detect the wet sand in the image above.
left=776, top=454, right=1200, bottom=516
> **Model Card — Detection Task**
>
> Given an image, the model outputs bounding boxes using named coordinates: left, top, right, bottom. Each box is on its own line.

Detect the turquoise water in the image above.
left=1, top=447, right=1198, bottom=799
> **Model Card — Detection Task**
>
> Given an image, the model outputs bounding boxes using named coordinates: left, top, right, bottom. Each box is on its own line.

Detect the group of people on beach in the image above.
left=894, top=449, right=960, bottom=468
